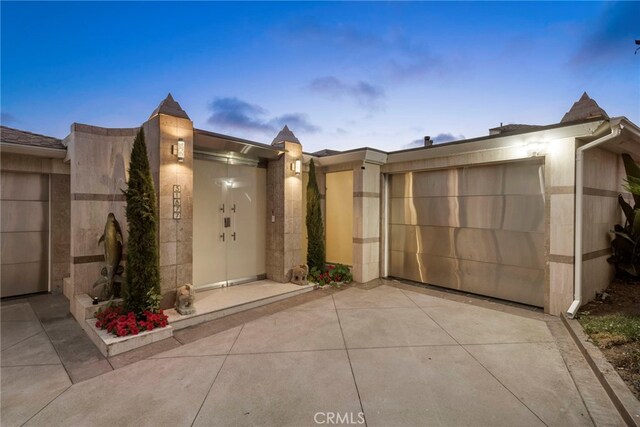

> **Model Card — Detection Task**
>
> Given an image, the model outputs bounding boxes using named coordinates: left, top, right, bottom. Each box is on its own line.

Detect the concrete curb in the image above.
left=561, top=313, right=640, bottom=427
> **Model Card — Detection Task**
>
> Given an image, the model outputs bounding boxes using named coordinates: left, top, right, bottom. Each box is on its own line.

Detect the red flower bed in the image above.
left=95, top=305, right=168, bottom=337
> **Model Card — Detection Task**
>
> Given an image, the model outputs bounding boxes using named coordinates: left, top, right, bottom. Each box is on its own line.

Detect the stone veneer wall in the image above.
left=0, top=152, right=70, bottom=294
left=143, top=114, right=193, bottom=309
left=67, top=124, right=137, bottom=301
left=266, top=141, right=303, bottom=282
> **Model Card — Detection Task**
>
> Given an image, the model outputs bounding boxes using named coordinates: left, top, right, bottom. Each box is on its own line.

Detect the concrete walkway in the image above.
left=1, top=283, right=626, bottom=426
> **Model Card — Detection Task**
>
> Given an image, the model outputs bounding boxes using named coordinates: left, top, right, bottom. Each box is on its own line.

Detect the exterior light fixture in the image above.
left=526, top=142, right=546, bottom=157
left=172, top=138, right=185, bottom=162
left=290, top=159, right=302, bottom=175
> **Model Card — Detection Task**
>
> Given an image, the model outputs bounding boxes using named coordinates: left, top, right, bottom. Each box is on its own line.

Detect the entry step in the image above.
left=166, top=280, right=314, bottom=330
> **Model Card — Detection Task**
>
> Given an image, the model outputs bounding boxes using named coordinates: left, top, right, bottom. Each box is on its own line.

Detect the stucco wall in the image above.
left=67, top=124, right=137, bottom=300
left=581, top=147, right=621, bottom=300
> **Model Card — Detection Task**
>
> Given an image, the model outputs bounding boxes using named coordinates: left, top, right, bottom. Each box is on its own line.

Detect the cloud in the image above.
left=280, top=19, right=380, bottom=49
left=403, top=133, right=465, bottom=149
left=279, top=19, right=454, bottom=81
left=207, top=98, right=273, bottom=133
left=433, top=133, right=464, bottom=143
left=308, top=76, right=385, bottom=110
left=207, top=97, right=320, bottom=136
left=269, top=113, right=320, bottom=134
left=1, top=112, right=17, bottom=125
left=572, top=2, right=640, bottom=64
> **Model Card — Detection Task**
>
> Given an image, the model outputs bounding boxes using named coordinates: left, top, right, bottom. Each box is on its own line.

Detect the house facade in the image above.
left=1, top=93, right=639, bottom=319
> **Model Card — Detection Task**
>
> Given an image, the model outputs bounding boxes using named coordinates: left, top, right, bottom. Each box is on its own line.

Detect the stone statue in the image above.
left=92, top=213, right=124, bottom=301
left=175, top=284, right=196, bottom=315
left=290, top=264, right=309, bottom=286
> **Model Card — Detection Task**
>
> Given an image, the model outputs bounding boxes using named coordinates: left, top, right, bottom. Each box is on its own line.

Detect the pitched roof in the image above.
left=0, top=126, right=65, bottom=150
left=561, top=92, right=609, bottom=123
left=149, top=93, right=190, bottom=120
left=271, top=125, right=300, bottom=145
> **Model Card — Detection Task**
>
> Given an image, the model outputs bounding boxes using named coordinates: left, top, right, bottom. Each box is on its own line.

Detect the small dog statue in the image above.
left=175, top=284, right=196, bottom=315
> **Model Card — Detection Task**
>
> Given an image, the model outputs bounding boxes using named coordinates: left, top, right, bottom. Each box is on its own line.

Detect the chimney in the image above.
left=424, top=136, right=433, bottom=147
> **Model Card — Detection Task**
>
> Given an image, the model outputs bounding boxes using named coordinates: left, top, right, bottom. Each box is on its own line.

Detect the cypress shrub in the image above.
left=123, top=128, right=161, bottom=314
left=306, top=159, right=326, bottom=270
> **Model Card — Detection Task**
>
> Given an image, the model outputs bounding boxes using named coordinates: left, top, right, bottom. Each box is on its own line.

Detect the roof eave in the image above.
left=0, top=142, right=67, bottom=159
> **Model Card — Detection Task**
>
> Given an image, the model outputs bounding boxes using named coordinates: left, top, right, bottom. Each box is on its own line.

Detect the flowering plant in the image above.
left=94, top=304, right=168, bottom=337
left=308, top=263, right=352, bottom=287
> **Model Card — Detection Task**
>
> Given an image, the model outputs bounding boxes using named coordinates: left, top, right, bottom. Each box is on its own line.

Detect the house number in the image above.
left=173, top=185, right=181, bottom=220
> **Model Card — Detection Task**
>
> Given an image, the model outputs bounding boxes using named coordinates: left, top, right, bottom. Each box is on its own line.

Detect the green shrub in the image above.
left=122, top=128, right=161, bottom=314
left=308, top=264, right=352, bottom=287
left=306, top=159, right=325, bottom=271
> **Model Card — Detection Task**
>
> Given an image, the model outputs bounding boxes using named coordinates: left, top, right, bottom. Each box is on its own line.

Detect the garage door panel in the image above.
left=1, top=201, right=48, bottom=232
left=390, top=251, right=544, bottom=306
left=388, top=160, right=544, bottom=307
left=391, top=195, right=543, bottom=232
left=1, top=232, right=48, bottom=264
left=1, top=171, right=49, bottom=297
left=502, top=195, right=545, bottom=232
left=504, top=162, right=545, bottom=195
left=1, top=172, right=48, bottom=201
left=1, top=262, right=48, bottom=297
left=391, top=225, right=544, bottom=270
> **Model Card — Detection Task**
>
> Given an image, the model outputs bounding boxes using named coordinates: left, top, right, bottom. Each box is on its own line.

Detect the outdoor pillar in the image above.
left=143, top=94, right=194, bottom=308
left=352, top=162, right=381, bottom=283
left=266, top=126, right=303, bottom=282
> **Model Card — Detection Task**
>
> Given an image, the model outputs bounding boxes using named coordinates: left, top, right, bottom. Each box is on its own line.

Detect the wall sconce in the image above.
left=290, top=159, right=301, bottom=175
left=525, top=142, right=546, bottom=157
left=172, top=138, right=185, bottom=162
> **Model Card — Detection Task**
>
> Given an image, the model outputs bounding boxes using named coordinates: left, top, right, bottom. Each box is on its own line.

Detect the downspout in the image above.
left=567, top=122, right=622, bottom=318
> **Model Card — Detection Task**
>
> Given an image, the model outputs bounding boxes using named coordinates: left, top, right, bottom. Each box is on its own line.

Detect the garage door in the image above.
left=388, top=161, right=545, bottom=307
left=1, top=171, right=49, bottom=297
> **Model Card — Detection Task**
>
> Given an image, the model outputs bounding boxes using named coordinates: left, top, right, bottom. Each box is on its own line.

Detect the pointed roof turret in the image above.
left=560, top=92, right=609, bottom=123
left=149, top=93, right=190, bottom=120
left=271, top=125, right=300, bottom=145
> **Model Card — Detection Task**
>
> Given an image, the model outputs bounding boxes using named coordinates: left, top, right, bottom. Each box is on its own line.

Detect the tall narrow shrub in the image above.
left=306, top=159, right=325, bottom=270
left=123, top=128, right=160, bottom=314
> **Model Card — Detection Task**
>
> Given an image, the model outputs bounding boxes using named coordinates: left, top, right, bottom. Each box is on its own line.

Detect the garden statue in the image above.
left=175, top=284, right=196, bottom=315
left=92, top=213, right=124, bottom=300
left=290, top=264, right=309, bottom=286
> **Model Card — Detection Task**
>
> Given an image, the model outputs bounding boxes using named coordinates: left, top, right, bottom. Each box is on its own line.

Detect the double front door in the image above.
left=193, top=157, right=266, bottom=289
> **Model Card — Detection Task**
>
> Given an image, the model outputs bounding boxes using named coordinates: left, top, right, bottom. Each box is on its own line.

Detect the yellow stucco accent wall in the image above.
left=326, top=170, right=353, bottom=265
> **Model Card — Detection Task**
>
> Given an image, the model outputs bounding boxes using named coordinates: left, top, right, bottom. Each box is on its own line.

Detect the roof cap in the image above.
left=560, top=92, right=609, bottom=123
left=149, top=93, right=190, bottom=120
left=271, top=125, right=300, bottom=145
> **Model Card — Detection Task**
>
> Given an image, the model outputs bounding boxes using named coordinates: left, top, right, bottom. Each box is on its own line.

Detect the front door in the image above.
left=193, top=157, right=266, bottom=289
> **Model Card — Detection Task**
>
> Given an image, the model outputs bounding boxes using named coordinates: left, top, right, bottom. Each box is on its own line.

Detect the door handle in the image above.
left=220, top=232, right=225, bottom=242
left=220, top=204, right=225, bottom=213
left=231, top=204, right=236, bottom=213
left=232, top=232, right=236, bottom=241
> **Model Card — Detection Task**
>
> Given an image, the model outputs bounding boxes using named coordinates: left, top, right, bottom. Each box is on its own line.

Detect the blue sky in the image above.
left=1, top=1, right=638, bottom=153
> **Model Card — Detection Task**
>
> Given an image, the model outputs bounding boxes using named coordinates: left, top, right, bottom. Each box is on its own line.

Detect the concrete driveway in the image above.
left=1, top=283, right=625, bottom=426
